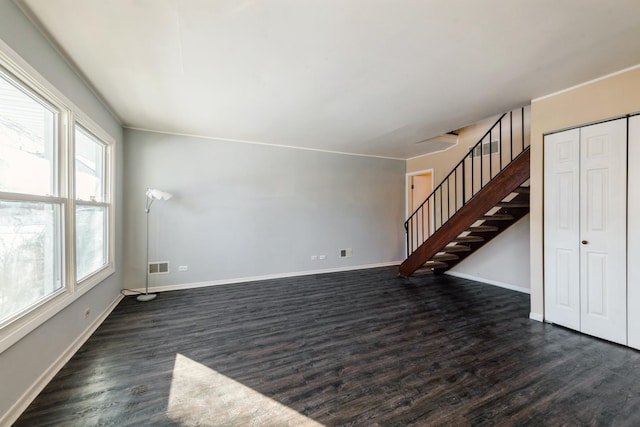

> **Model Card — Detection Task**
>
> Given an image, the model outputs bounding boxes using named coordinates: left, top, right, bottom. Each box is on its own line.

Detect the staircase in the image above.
left=400, top=108, right=530, bottom=277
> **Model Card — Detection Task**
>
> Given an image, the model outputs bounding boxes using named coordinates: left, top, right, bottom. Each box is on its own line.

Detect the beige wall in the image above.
left=407, top=115, right=498, bottom=181
left=530, top=66, right=640, bottom=318
left=407, top=107, right=530, bottom=184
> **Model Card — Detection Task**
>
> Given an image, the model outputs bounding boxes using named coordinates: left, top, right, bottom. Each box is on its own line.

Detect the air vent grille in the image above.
left=148, top=261, right=169, bottom=275
left=468, top=140, right=499, bottom=158
left=339, top=248, right=353, bottom=258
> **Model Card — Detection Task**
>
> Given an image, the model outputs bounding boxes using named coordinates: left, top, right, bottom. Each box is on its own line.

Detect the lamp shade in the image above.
left=146, top=188, right=173, bottom=200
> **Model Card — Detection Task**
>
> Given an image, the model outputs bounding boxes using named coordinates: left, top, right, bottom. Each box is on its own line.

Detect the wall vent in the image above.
left=339, top=248, right=353, bottom=258
left=468, top=140, right=499, bottom=158
left=148, top=261, right=169, bottom=275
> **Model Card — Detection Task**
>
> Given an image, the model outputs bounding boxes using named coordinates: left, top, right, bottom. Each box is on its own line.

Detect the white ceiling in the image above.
left=19, top=0, right=640, bottom=159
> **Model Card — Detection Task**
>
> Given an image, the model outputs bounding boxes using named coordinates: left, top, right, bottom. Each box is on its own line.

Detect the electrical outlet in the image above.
left=178, top=265, right=188, bottom=272
left=311, top=255, right=318, bottom=261
left=319, top=255, right=326, bottom=260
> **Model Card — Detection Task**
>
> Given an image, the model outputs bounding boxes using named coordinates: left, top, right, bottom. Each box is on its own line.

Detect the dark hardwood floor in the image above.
left=14, top=267, right=640, bottom=426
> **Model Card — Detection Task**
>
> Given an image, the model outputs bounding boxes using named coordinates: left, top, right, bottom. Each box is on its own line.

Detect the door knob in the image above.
left=582, top=240, right=589, bottom=245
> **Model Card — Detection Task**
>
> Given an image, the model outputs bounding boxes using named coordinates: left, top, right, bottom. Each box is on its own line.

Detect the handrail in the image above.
left=404, top=107, right=529, bottom=257
left=410, top=113, right=506, bottom=216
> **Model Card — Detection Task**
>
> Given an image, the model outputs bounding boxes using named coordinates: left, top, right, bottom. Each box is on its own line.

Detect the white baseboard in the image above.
left=1, top=294, right=124, bottom=427
left=123, top=261, right=403, bottom=295
left=529, top=312, right=544, bottom=322
left=445, top=271, right=531, bottom=294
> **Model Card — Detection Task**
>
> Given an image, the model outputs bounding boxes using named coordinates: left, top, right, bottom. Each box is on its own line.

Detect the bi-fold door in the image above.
left=544, top=118, right=627, bottom=345
left=628, top=116, right=640, bottom=350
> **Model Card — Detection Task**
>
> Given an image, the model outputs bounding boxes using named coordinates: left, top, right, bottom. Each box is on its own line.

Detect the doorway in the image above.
left=406, top=169, right=434, bottom=251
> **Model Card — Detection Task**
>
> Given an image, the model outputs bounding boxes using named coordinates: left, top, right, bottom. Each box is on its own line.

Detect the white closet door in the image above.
left=579, top=119, right=627, bottom=345
left=629, top=116, right=640, bottom=350
left=544, top=128, right=581, bottom=329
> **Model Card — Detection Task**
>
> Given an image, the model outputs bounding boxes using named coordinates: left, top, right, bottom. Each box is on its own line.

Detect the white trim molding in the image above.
left=125, top=126, right=405, bottom=161
left=123, top=261, right=403, bottom=295
left=405, top=168, right=434, bottom=219
left=1, top=294, right=124, bottom=427
left=445, top=271, right=530, bottom=294
left=529, top=312, right=544, bottom=322
left=532, top=63, right=640, bottom=102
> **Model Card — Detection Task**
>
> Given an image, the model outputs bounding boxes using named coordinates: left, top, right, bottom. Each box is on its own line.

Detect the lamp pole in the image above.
left=137, top=195, right=157, bottom=301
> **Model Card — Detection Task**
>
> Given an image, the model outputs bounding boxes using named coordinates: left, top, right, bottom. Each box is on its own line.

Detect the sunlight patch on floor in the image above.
left=168, top=353, right=324, bottom=426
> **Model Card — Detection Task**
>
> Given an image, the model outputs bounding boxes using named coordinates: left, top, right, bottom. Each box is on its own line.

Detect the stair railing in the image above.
left=405, top=107, right=530, bottom=257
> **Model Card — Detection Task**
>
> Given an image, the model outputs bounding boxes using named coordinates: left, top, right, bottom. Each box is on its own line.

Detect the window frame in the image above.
left=0, top=37, right=115, bottom=353
left=73, top=121, right=114, bottom=286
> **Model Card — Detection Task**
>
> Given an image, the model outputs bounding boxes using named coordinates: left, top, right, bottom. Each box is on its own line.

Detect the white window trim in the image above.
left=73, top=122, right=115, bottom=288
left=0, top=37, right=116, bottom=354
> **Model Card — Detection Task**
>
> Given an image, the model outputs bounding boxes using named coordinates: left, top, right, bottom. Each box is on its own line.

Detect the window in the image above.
left=0, top=45, right=114, bottom=338
left=75, top=125, right=109, bottom=282
left=0, top=68, right=64, bottom=326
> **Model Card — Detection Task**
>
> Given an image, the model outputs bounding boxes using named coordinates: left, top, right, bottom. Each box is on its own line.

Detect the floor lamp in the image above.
left=138, top=188, right=173, bottom=302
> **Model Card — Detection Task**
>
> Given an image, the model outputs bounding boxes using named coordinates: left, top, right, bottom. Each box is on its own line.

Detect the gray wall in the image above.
left=0, top=0, right=123, bottom=420
left=124, top=129, right=406, bottom=289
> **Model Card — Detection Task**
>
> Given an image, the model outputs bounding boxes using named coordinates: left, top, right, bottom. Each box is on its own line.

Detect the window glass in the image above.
left=75, top=126, right=104, bottom=202
left=0, top=71, right=57, bottom=196
left=75, top=123, right=109, bottom=282
left=0, top=201, right=63, bottom=325
left=75, top=205, right=107, bottom=281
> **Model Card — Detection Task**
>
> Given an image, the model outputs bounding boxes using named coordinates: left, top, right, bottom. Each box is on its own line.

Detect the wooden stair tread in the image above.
left=441, top=245, right=471, bottom=253
left=481, top=214, right=514, bottom=221
left=496, top=201, right=529, bottom=208
left=450, top=235, right=484, bottom=243
left=423, top=261, right=448, bottom=269
left=467, top=225, right=498, bottom=232
left=399, top=146, right=531, bottom=277
left=430, top=253, right=460, bottom=261
left=513, top=186, right=530, bottom=194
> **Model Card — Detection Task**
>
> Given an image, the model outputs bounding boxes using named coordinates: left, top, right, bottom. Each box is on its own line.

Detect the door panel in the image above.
left=544, top=129, right=580, bottom=329
left=628, top=116, right=640, bottom=350
left=585, top=169, right=607, bottom=232
left=585, top=251, right=606, bottom=315
left=579, top=119, right=627, bottom=345
left=555, top=248, right=574, bottom=307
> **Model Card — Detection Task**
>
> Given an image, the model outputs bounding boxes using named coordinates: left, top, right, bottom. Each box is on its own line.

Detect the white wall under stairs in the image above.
left=447, top=215, right=530, bottom=293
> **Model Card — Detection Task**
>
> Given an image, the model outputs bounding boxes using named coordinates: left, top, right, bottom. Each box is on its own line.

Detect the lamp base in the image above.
left=136, top=293, right=157, bottom=302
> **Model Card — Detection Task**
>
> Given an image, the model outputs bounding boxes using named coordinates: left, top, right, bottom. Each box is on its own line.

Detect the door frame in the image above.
left=405, top=168, right=434, bottom=220
left=542, top=116, right=629, bottom=345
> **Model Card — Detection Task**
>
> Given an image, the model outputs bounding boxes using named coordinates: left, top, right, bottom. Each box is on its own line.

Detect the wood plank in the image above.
left=441, top=244, right=471, bottom=253
left=423, top=261, right=449, bottom=269
left=442, top=194, right=530, bottom=270
left=430, top=253, right=460, bottom=261
left=449, top=236, right=484, bottom=243
left=14, top=267, right=640, bottom=426
left=481, top=214, right=514, bottom=221
left=466, top=225, right=498, bottom=232
left=496, top=201, right=529, bottom=208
